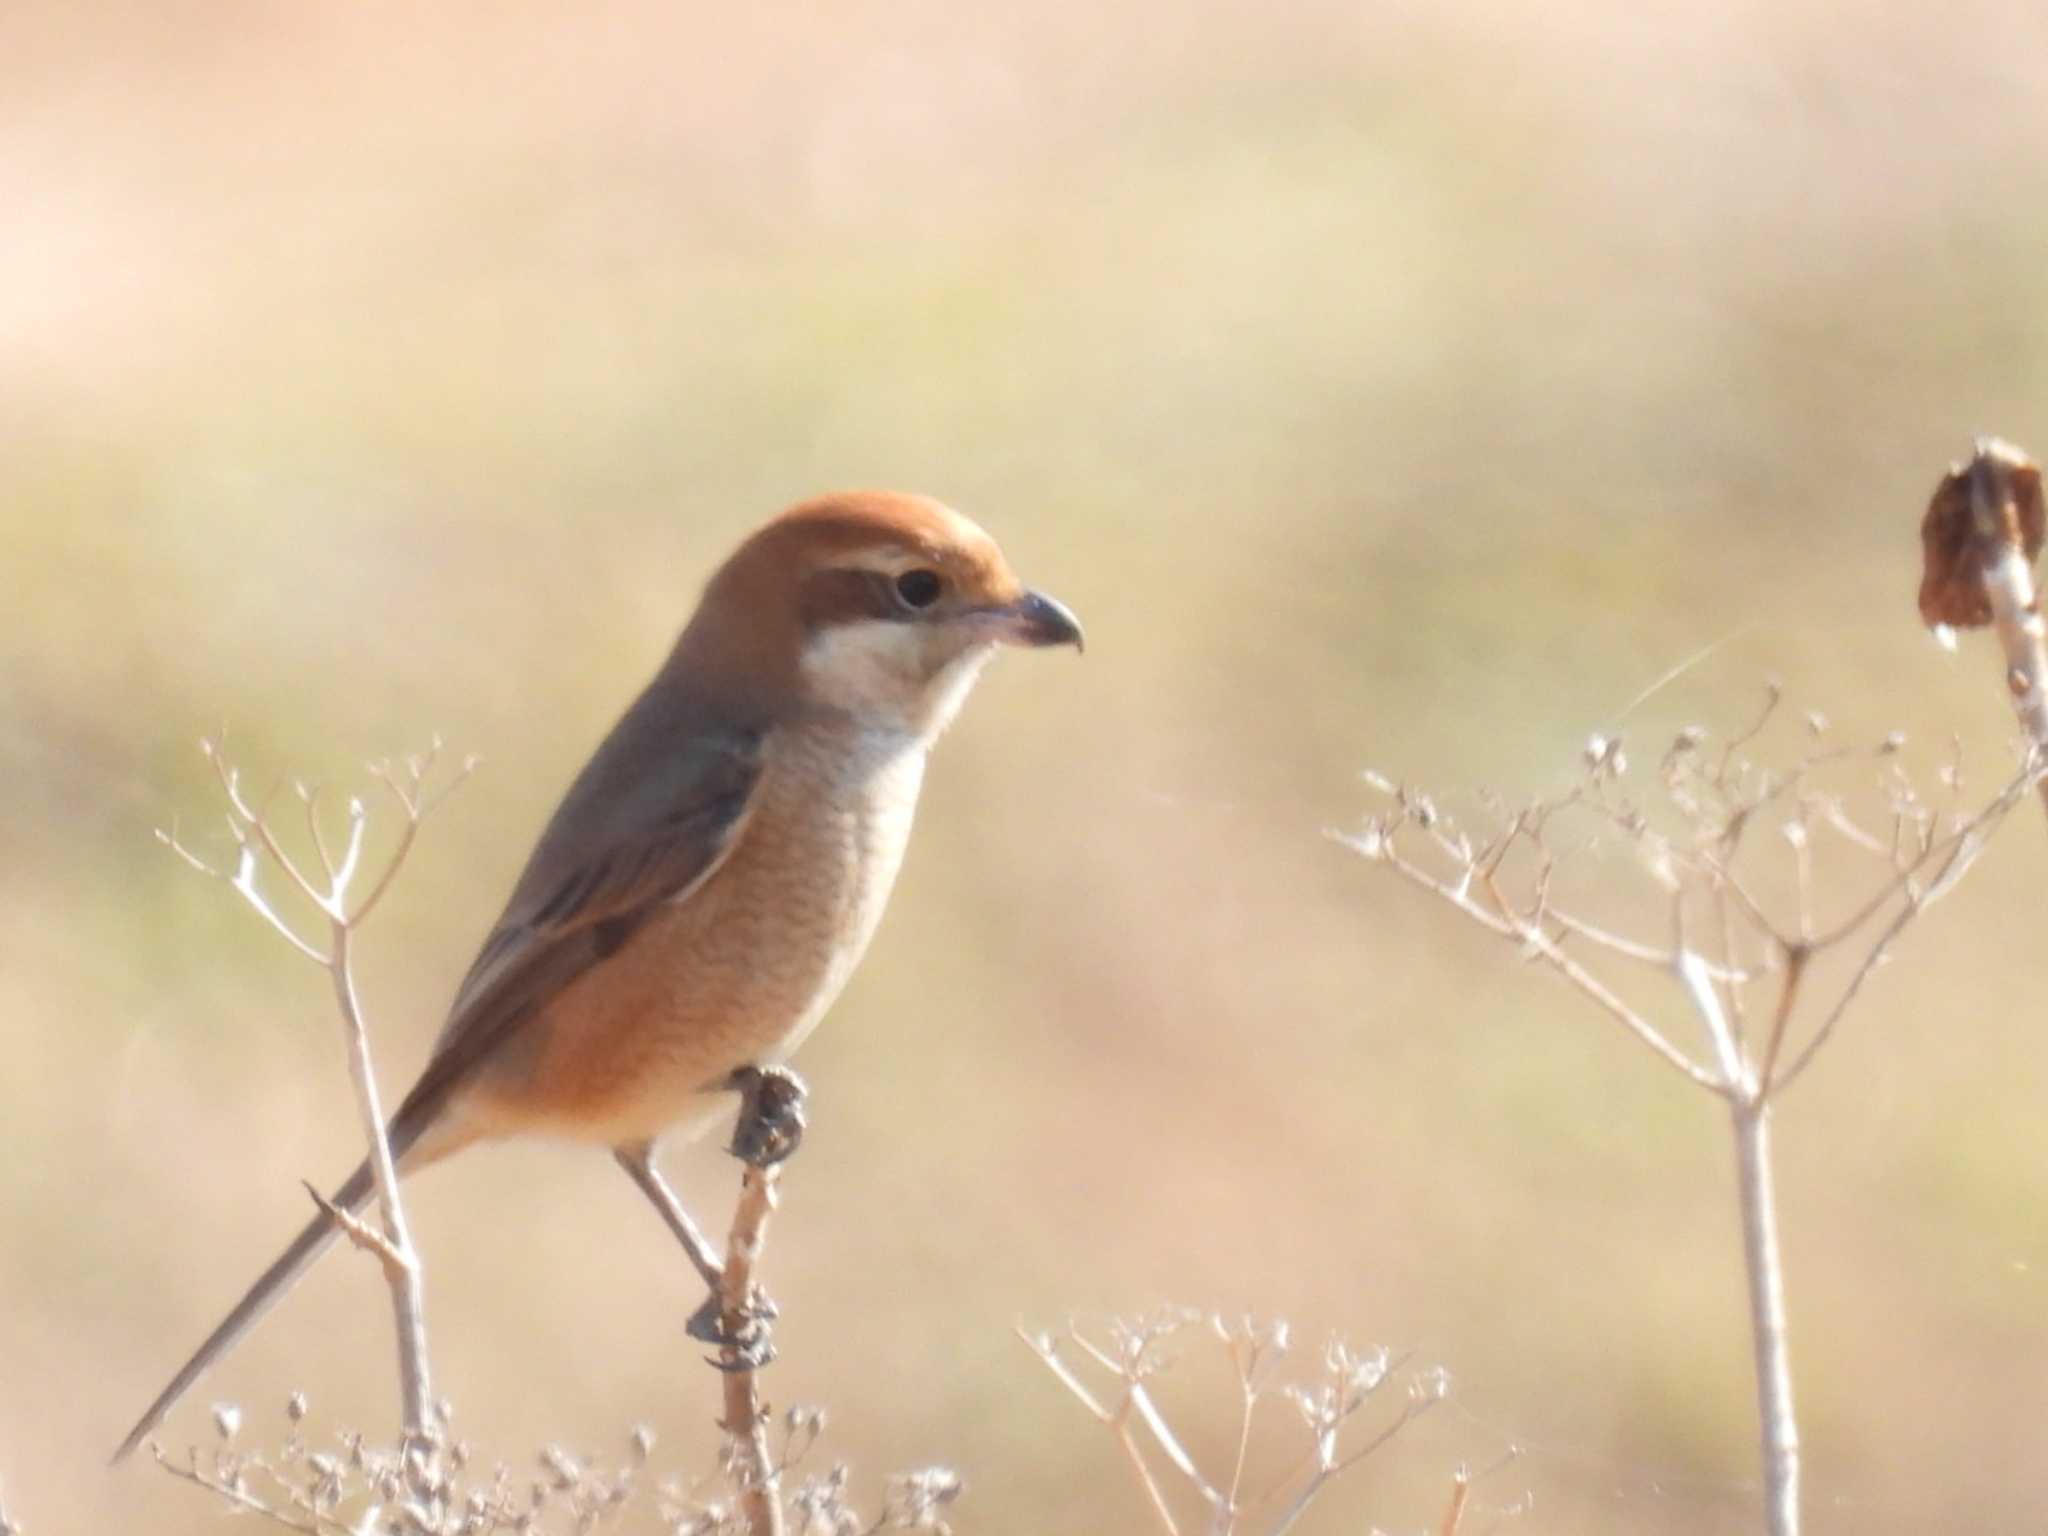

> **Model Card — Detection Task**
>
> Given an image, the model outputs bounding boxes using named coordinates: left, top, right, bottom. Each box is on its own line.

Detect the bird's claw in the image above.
left=727, top=1065, right=807, bottom=1167
left=687, top=1289, right=779, bottom=1370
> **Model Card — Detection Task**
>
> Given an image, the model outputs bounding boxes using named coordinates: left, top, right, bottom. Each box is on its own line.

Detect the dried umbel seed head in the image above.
left=1920, top=437, right=2046, bottom=629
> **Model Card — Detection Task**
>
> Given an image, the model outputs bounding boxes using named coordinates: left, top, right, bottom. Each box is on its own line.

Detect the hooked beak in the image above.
left=995, top=589, right=1085, bottom=652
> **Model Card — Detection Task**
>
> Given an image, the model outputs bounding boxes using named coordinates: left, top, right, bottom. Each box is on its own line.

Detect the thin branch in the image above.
left=150, top=1449, right=343, bottom=1536
left=1439, top=1467, right=1472, bottom=1536
left=156, top=826, right=330, bottom=964
left=1549, top=905, right=1758, bottom=983
left=212, top=752, right=330, bottom=914
left=1675, top=950, right=1744, bottom=1096
left=1112, top=1417, right=1183, bottom=1536
left=1019, top=1329, right=1116, bottom=1422
left=1775, top=764, right=2038, bottom=1092
left=1730, top=1099, right=1799, bottom=1536
left=1755, top=948, right=1807, bottom=1099
left=1716, top=881, right=1752, bottom=1033
left=1264, top=1397, right=1440, bottom=1536
left=1478, top=863, right=1726, bottom=1095
left=296, top=783, right=338, bottom=884
left=711, top=1069, right=807, bottom=1536
left=1130, top=1382, right=1219, bottom=1505
left=154, top=739, right=471, bottom=1473
left=1223, top=1380, right=1257, bottom=1534
left=301, top=1180, right=406, bottom=1269
left=718, top=1162, right=787, bottom=1536
left=330, top=801, right=370, bottom=900
left=1368, top=839, right=1724, bottom=1093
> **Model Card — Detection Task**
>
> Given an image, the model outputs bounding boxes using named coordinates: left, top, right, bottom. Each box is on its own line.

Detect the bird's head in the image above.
left=678, top=491, right=1083, bottom=741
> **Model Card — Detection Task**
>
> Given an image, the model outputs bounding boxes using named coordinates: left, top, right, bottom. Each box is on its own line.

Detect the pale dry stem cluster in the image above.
left=1340, top=690, right=2038, bottom=1109
left=161, top=735, right=477, bottom=1456
left=153, top=1395, right=645, bottom=1536
left=152, top=741, right=957, bottom=1536
left=1020, top=1309, right=1515, bottom=1536
left=660, top=1405, right=959, bottom=1536
left=152, top=1393, right=954, bottom=1536
left=1337, top=688, right=2041, bottom=1536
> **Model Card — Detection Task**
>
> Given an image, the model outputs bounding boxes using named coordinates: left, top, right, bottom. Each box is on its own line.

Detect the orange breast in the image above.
left=459, top=723, right=926, bottom=1146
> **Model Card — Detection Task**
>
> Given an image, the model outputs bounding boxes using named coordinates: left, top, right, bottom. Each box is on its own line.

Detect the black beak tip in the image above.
left=1019, top=590, right=1085, bottom=653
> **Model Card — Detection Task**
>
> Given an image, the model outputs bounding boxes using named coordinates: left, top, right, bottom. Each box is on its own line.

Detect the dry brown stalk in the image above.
left=708, top=1067, right=808, bottom=1536
left=1439, top=1467, right=1471, bottom=1536
left=152, top=745, right=935, bottom=1536
left=1919, top=436, right=2048, bottom=819
left=1342, top=700, right=2041, bottom=1536
left=1019, top=1311, right=1467, bottom=1536
left=160, top=738, right=474, bottom=1460
left=719, top=1163, right=784, bottom=1536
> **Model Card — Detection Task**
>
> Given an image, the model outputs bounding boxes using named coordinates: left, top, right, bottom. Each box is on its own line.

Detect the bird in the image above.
left=114, top=491, right=1083, bottom=1462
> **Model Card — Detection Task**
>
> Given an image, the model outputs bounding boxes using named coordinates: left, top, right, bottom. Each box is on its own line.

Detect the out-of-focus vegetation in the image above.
left=11, top=2, right=2048, bottom=1531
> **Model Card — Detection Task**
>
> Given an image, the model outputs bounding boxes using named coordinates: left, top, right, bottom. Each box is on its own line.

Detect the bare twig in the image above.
left=149, top=1396, right=648, bottom=1536
left=1348, top=700, right=2038, bottom=1536
left=711, top=1068, right=807, bottom=1536
left=1357, top=827, right=1727, bottom=1094
left=718, top=1166, right=784, bottom=1536
left=1731, top=1097, right=1798, bottom=1536
left=1775, top=761, right=2039, bottom=1093
left=153, top=1447, right=336, bottom=1536
left=1439, top=1467, right=1471, bottom=1536
left=1022, top=1313, right=1461, bottom=1536
left=717, top=1171, right=784, bottom=1536
left=160, top=740, right=470, bottom=1457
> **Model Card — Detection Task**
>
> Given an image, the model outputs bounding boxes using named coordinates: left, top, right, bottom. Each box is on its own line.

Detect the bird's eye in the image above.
left=893, top=568, right=943, bottom=610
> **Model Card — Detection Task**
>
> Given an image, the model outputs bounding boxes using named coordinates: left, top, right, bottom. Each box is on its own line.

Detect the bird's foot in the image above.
left=727, top=1065, right=808, bottom=1167
left=686, top=1287, right=780, bottom=1370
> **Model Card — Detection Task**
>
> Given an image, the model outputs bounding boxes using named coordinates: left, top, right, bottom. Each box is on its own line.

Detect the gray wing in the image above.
left=391, top=683, right=765, bottom=1132
left=109, top=679, right=764, bottom=1465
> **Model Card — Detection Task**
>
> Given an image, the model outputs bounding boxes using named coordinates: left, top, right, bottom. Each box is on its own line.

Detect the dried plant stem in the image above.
left=1439, top=1468, right=1471, bottom=1536
left=1023, top=1316, right=1454, bottom=1536
left=160, top=740, right=472, bottom=1457
left=1731, top=1098, right=1797, bottom=1536
left=1678, top=938, right=1803, bottom=1536
left=1113, top=1417, right=1183, bottom=1536
left=719, top=1162, right=784, bottom=1536
left=1921, top=439, right=2048, bottom=818
left=1966, top=448, right=2048, bottom=813
left=327, top=927, right=433, bottom=1446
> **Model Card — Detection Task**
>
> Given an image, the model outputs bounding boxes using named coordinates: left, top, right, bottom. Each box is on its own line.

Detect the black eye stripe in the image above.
left=799, top=566, right=948, bottom=630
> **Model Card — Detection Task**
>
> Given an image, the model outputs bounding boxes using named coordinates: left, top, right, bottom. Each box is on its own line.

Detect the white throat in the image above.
left=798, top=621, right=997, bottom=744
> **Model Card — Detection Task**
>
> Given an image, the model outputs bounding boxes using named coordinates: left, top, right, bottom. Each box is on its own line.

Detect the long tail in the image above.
left=111, top=1157, right=376, bottom=1463
left=110, top=1065, right=475, bottom=1466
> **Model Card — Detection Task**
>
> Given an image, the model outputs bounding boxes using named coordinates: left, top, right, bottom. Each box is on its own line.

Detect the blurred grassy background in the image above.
left=11, top=0, right=2048, bottom=1530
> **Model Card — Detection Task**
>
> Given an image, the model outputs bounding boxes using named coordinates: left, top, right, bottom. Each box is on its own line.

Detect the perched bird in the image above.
left=115, top=492, right=1082, bottom=1462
